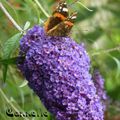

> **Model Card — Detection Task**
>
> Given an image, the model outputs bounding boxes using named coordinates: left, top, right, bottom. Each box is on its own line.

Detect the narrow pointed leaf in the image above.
left=3, top=64, right=8, bottom=83
left=2, top=33, right=21, bottom=82
left=2, top=33, right=21, bottom=59
left=23, top=21, right=30, bottom=30
left=0, top=57, right=18, bottom=65
left=112, top=57, right=120, bottom=78
left=19, top=80, right=28, bottom=88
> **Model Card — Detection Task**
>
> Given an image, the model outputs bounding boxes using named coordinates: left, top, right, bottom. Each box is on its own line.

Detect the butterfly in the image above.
left=44, top=1, right=77, bottom=37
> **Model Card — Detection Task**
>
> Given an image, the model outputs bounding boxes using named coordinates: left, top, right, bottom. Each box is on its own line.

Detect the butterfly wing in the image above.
left=44, top=1, right=68, bottom=32
left=46, top=12, right=77, bottom=37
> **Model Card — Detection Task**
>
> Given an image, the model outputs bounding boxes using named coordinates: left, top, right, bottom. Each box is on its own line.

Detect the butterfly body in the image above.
left=44, top=1, right=77, bottom=37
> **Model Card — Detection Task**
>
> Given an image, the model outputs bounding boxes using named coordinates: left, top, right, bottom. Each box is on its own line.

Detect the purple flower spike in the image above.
left=17, top=25, right=105, bottom=120
left=92, top=69, right=107, bottom=111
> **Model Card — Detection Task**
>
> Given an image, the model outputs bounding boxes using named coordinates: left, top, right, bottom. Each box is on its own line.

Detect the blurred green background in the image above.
left=0, top=0, right=120, bottom=120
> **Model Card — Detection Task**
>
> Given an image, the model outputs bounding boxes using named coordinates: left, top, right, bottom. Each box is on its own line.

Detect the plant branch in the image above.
left=34, top=0, right=49, bottom=18
left=0, top=2, right=23, bottom=32
left=77, top=1, right=93, bottom=12
left=91, top=45, right=120, bottom=56
left=0, top=88, right=29, bottom=120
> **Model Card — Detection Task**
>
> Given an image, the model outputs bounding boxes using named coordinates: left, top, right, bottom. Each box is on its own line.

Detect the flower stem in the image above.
left=0, top=2, right=23, bottom=32
left=34, top=0, right=50, bottom=18
left=91, top=45, right=120, bottom=56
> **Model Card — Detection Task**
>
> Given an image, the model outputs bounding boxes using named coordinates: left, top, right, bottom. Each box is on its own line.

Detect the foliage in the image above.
left=0, top=0, right=120, bottom=120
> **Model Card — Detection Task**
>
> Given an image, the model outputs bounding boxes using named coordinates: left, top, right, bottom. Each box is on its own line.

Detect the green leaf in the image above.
left=2, top=64, right=8, bottom=83
left=112, top=57, right=120, bottom=78
left=23, top=21, right=30, bottom=31
left=2, top=33, right=21, bottom=59
left=1, top=56, right=25, bottom=82
left=19, top=80, right=28, bottom=88
left=0, top=57, right=18, bottom=65
left=2, top=33, right=21, bottom=82
left=38, top=18, right=44, bottom=25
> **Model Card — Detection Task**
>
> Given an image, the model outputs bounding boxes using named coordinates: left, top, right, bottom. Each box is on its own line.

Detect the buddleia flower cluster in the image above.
left=17, top=25, right=106, bottom=120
